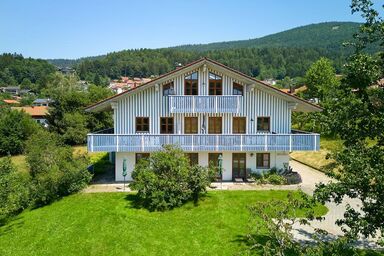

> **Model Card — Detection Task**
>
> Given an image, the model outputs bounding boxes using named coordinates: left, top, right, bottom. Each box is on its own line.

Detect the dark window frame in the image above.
left=184, top=116, right=198, bottom=134
left=209, top=72, right=222, bottom=95
left=233, top=83, right=244, bottom=96
left=233, top=117, right=246, bottom=134
left=135, top=153, right=150, bottom=164
left=162, top=82, right=174, bottom=96
left=257, top=117, right=270, bottom=132
left=160, top=117, right=174, bottom=134
left=184, top=72, right=198, bottom=95
left=136, top=117, right=150, bottom=133
left=208, top=117, right=222, bottom=134
left=256, top=153, right=270, bottom=169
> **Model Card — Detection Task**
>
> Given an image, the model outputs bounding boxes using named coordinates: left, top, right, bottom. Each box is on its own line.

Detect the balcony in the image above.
left=87, top=132, right=320, bottom=153
left=168, top=95, right=242, bottom=114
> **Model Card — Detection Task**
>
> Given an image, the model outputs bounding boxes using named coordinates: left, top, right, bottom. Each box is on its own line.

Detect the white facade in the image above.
left=86, top=58, right=321, bottom=182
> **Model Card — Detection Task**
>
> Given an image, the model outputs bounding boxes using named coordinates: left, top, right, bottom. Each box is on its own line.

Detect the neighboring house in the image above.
left=32, top=98, right=52, bottom=107
left=109, top=77, right=152, bottom=94
left=86, top=58, right=321, bottom=182
left=12, top=106, right=49, bottom=127
left=3, top=99, right=20, bottom=105
left=280, top=85, right=307, bottom=95
left=0, top=86, right=20, bottom=95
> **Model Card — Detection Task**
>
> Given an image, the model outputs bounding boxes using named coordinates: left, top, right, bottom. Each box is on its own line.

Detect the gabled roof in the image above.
left=85, top=57, right=322, bottom=112
left=12, top=106, right=49, bottom=117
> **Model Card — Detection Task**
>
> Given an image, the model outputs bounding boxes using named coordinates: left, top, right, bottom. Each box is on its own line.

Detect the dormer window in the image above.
left=233, top=83, right=243, bottom=96
left=209, top=72, right=222, bottom=95
left=185, top=72, right=198, bottom=95
left=163, top=82, right=174, bottom=96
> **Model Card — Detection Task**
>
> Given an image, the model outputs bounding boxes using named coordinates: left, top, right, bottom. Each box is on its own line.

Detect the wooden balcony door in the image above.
left=232, top=153, right=246, bottom=180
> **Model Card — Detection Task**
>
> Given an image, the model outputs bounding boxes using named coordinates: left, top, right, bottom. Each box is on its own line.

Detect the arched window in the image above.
left=209, top=72, right=222, bottom=95
left=184, top=72, right=198, bottom=95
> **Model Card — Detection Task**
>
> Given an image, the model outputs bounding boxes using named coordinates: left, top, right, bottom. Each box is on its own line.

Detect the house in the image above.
left=12, top=106, right=49, bottom=127
left=86, top=58, right=321, bottom=182
left=0, top=86, right=21, bottom=95
left=3, top=99, right=20, bottom=105
left=32, top=98, right=52, bottom=107
left=109, top=77, right=152, bottom=94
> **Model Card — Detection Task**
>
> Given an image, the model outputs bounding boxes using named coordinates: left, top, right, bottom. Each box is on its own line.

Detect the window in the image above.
left=162, top=82, right=174, bottom=96
left=160, top=117, right=174, bottom=134
left=209, top=72, right=222, bottom=95
left=257, top=117, right=270, bottom=132
left=136, top=117, right=149, bottom=133
left=233, top=117, right=246, bottom=134
left=186, top=153, right=199, bottom=166
left=185, top=72, right=198, bottom=95
left=256, top=153, right=270, bottom=169
left=184, top=117, right=198, bottom=134
left=233, top=83, right=243, bottom=96
left=208, top=153, right=223, bottom=180
left=208, top=117, right=222, bottom=134
left=136, top=153, right=150, bottom=164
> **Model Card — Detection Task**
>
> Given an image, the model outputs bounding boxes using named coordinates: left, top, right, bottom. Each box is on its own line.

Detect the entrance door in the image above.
left=232, top=153, right=246, bottom=180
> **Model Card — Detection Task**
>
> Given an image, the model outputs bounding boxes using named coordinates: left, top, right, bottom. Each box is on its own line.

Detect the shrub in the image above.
left=130, top=145, right=211, bottom=211
left=250, top=170, right=288, bottom=185
left=25, top=130, right=92, bottom=206
left=0, top=157, right=30, bottom=221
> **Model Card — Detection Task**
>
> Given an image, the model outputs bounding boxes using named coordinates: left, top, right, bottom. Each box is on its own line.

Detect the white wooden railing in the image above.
left=168, top=95, right=242, bottom=113
left=87, top=133, right=320, bottom=152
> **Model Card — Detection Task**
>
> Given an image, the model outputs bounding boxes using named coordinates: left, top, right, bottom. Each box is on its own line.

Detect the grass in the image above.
left=290, top=137, right=343, bottom=171
left=0, top=191, right=327, bottom=256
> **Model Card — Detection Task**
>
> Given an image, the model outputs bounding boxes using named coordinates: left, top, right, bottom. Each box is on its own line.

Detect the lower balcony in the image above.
left=87, top=132, right=320, bottom=152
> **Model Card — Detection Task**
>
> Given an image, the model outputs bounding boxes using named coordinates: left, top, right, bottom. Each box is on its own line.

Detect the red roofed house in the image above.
left=12, top=106, right=49, bottom=127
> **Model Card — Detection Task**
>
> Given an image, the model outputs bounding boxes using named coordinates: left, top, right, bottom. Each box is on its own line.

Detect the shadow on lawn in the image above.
left=124, top=192, right=212, bottom=211
left=0, top=216, right=25, bottom=237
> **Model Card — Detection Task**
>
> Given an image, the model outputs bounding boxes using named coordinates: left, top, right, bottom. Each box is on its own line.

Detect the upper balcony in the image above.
left=168, top=95, right=243, bottom=114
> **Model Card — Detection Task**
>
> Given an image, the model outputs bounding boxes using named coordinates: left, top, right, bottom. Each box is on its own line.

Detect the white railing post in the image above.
left=90, top=135, right=94, bottom=152
left=237, top=96, right=240, bottom=114
left=141, top=135, right=144, bottom=152
left=264, top=134, right=268, bottom=151
left=216, top=135, right=219, bottom=151
left=170, top=96, right=173, bottom=113
left=116, top=135, right=119, bottom=152
left=192, top=96, right=195, bottom=113
left=191, top=135, right=194, bottom=151
left=240, top=135, right=243, bottom=151
left=314, top=135, right=317, bottom=151
left=289, top=134, right=292, bottom=152
left=215, top=96, right=218, bottom=113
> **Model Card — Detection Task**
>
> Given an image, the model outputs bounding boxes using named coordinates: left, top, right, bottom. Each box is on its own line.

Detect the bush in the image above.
left=25, top=130, right=92, bottom=206
left=0, top=157, right=30, bottom=221
left=251, top=169, right=288, bottom=185
left=0, top=108, right=40, bottom=156
left=130, top=145, right=211, bottom=211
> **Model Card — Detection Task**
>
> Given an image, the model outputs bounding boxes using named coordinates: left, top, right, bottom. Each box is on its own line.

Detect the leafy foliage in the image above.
left=130, top=145, right=211, bottom=211
left=0, top=157, right=30, bottom=221
left=313, top=0, right=384, bottom=243
left=0, top=108, right=40, bottom=156
left=25, top=129, right=92, bottom=206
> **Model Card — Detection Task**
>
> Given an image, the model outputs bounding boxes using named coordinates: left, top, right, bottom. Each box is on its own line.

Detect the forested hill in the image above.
left=172, top=22, right=361, bottom=52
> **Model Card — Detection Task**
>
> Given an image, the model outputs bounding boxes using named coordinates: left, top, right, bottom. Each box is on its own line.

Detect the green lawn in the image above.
left=290, top=137, right=343, bottom=171
left=0, top=191, right=327, bottom=256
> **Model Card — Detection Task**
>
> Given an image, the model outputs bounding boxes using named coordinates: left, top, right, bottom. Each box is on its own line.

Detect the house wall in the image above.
left=115, top=151, right=290, bottom=182
left=114, top=65, right=292, bottom=135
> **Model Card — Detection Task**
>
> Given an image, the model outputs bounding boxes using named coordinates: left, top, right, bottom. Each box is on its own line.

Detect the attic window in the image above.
left=185, top=72, right=198, bottom=95
left=209, top=72, right=222, bottom=95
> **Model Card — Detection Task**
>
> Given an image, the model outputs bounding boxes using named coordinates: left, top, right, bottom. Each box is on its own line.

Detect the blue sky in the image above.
left=0, top=0, right=370, bottom=59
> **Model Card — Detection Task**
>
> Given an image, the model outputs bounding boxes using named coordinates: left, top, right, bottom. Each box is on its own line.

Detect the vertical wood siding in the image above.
left=115, top=66, right=290, bottom=134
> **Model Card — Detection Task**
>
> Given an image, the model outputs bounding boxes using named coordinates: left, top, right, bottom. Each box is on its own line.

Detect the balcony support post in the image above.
left=264, top=134, right=268, bottom=151
left=90, top=135, right=94, bottom=152
left=289, top=134, right=292, bottom=152
left=141, top=135, right=144, bottom=152
left=240, top=135, right=243, bottom=151
left=191, top=135, right=194, bottom=151
left=314, top=135, right=317, bottom=151
left=116, top=135, right=119, bottom=152
left=215, top=96, right=218, bottom=113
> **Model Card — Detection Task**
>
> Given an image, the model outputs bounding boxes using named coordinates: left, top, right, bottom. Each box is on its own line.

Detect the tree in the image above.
left=0, top=157, right=30, bottom=221
left=130, top=145, right=211, bottom=211
left=314, top=0, right=384, bottom=243
left=304, top=57, right=340, bottom=102
left=0, top=108, right=40, bottom=155
left=25, top=129, right=92, bottom=205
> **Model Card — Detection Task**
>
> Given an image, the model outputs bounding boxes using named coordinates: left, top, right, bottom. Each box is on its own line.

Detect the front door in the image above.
left=232, top=153, right=246, bottom=180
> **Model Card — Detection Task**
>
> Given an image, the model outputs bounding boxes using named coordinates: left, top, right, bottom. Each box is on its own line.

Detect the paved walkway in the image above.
left=83, top=160, right=382, bottom=248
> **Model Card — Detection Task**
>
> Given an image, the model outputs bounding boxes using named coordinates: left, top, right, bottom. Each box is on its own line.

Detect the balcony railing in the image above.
left=87, top=133, right=320, bottom=152
left=168, top=95, right=242, bottom=114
